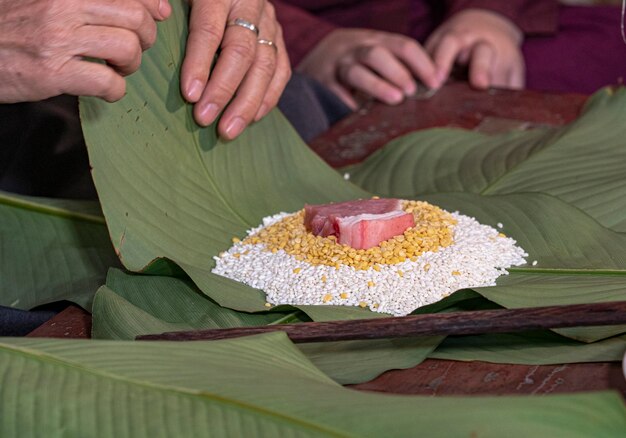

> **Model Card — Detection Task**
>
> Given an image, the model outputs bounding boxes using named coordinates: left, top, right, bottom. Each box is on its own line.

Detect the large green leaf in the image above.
left=430, top=331, right=626, bottom=365
left=418, top=193, right=626, bottom=342
left=79, top=0, right=626, bottom=327
left=93, top=266, right=626, bottom=382
left=421, top=192, right=626, bottom=271
left=346, top=127, right=558, bottom=197
left=79, top=0, right=368, bottom=316
left=474, top=274, right=626, bottom=342
left=485, top=89, right=626, bottom=231
left=349, top=88, right=626, bottom=231
left=93, top=269, right=440, bottom=384
left=2, top=334, right=625, bottom=437
left=76, top=0, right=626, bottom=383
left=0, top=190, right=118, bottom=310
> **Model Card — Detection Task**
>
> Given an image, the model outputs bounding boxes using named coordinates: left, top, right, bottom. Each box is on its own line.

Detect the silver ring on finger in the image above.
left=227, top=18, right=259, bottom=36
left=257, top=39, right=277, bottom=52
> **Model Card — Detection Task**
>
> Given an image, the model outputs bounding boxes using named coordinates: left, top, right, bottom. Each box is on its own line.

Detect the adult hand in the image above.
left=0, top=0, right=170, bottom=103
left=297, top=29, right=439, bottom=110
left=181, top=0, right=291, bottom=140
left=425, top=9, right=525, bottom=90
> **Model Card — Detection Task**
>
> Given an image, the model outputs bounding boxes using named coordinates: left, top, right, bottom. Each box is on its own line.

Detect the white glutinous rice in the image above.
left=212, top=206, right=528, bottom=316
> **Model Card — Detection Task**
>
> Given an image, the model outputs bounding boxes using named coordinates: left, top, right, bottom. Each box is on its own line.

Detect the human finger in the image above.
left=218, top=17, right=278, bottom=138
left=82, top=0, right=164, bottom=49
left=254, top=24, right=292, bottom=121
left=338, top=59, right=404, bottom=106
left=327, top=82, right=358, bottom=110
left=468, top=41, right=495, bottom=89
left=76, top=26, right=142, bottom=76
left=489, top=63, right=511, bottom=89
left=383, top=35, right=439, bottom=89
left=84, top=0, right=169, bottom=22
left=57, top=59, right=127, bottom=102
left=180, top=0, right=229, bottom=103
left=218, top=43, right=275, bottom=139
left=136, top=0, right=171, bottom=20
left=354, top=45, right=416, bottom=95
left=193, top=1, right=264, bottom=126
left=429, top=33, right=463, bottom=87
left=507, top=60, right=525, bottom=89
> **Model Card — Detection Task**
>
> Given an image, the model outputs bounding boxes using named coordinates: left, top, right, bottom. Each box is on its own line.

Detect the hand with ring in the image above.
left=181, top=0, right=291, bottom=139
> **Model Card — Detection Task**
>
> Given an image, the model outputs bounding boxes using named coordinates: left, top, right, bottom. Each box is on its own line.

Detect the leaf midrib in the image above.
left=0, top=342, right=352, bottom=437
left=479, top=127, right=569, bottom=196
left=509, top=268, right=626, bottom=276
left=0, top=192, right=105, bottom=225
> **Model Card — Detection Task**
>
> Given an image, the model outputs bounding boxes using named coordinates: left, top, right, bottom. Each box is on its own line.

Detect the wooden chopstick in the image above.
left=136, top=301, right=626, bottom=343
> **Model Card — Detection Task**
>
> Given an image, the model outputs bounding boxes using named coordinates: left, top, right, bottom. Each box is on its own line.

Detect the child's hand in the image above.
left=297, top=28, right=439, bottom=109
left=425, top=9, right=525, bottom=90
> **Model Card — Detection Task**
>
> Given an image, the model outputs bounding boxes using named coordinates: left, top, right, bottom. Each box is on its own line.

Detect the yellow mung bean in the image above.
left=243, top=200, right=456, bottom=271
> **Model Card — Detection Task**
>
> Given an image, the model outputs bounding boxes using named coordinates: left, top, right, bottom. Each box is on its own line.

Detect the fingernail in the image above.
left=159, top=0, right=171, bottom=18
left=403, top=82, right=417, bottom=96
left=225, top=116, right=246, bottom=139
left=435, top=71, right=447, bottom=87
left=387, top=89, right=404, bottom=105
left=254, top=104, right=269, bottom=122
left=199, top=103, right=220, bottom=125
left=186, top=80, right=203, bottom=102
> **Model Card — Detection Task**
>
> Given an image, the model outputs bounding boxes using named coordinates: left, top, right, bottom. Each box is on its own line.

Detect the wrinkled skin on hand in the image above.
left=425, top=9, right=525, bottom=90
left=0, top=0, right=170, bottom=103
left=297, top=28, right=439, bottom=110
left=181, top=0, right=291, bottom=139
left=0, top=0, right=290, bottom=140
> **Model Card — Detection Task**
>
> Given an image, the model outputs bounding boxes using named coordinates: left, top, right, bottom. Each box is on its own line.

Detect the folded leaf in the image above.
left=79, top=0, right=367, bottom=315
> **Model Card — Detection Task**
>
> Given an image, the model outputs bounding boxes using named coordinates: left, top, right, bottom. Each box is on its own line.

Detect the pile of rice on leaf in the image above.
left=213, top=198, right=527, bottom=316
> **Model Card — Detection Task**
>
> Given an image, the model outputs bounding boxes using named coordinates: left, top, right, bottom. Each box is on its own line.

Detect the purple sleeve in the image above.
left=445, top=0, right=559, bottom=35
left=271, top=0, right=338, bottom=67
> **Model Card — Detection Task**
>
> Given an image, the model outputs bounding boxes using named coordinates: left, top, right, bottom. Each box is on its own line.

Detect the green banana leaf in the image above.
left=420, top=193, right=626, bottom=342
left=349, top=87, right=626, bottom=232
left=78, top=0, right=626, bottom=344
left=93, top=268, right=441, bottom=385
left=0, top=190, right=118, bottom=310
left=2, top=334, right=625, bottom=437
left=92, top=269, right=626, bottom=382
left=79, top=0, right=368, bottom=316
left=430, top=331, right=626, bottom=364
left=2, top=1, right=625, bottom=433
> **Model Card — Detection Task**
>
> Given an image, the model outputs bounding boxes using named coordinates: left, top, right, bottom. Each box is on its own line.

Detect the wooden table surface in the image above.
left=28, top=82, right=626, bottom=400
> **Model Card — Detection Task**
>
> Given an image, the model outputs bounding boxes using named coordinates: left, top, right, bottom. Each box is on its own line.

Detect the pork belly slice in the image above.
left=304, top=199, right=403, bottom=236
left=336, top=211, right=415, bottom=249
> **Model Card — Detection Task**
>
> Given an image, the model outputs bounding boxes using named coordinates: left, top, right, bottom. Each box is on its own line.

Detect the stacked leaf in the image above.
left=1, top=0, right=626, bottom=434
left=78, top=0, right=626, bottom=345
left=3, top=334, right=625, bottom=437
left=0, top=191, right=118, bottom=310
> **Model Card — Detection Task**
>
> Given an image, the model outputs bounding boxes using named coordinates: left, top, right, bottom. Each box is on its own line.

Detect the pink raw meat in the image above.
left=336, top=211, right=415, bottom=249
left=304, top=199, right=403, bottom=236
left=303, top=199, right=415, bottom=249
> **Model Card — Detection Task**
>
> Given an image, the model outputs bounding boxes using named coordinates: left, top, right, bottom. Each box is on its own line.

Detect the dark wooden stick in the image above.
left=136, top=301, right=626, bottom=343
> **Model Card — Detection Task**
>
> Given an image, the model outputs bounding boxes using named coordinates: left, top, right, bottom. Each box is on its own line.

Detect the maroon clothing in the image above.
left=273, top=0, right=558, bottom=66
left=522, top=6, right=626, bottom=94
left=273, top=0, right=625, bottom=94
